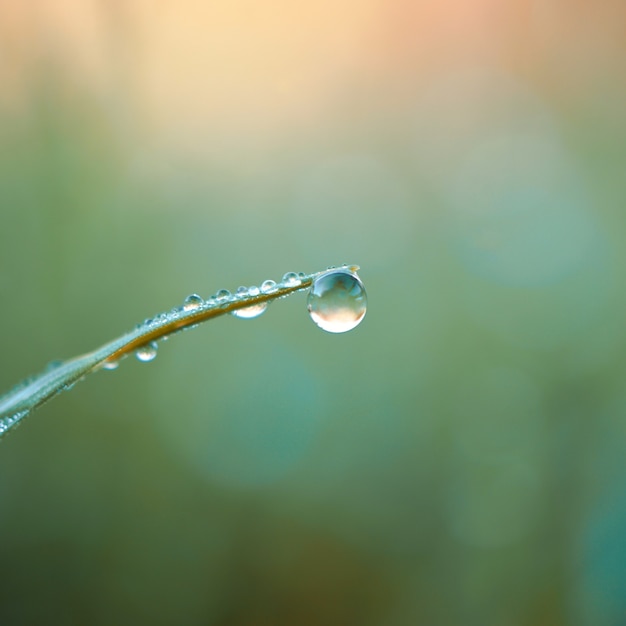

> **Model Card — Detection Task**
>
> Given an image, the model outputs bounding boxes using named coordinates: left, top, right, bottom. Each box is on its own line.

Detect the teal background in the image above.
left=1, top=2, right=625, bottom=625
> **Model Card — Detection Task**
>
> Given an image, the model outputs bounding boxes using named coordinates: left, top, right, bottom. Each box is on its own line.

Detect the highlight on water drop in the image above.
left=230, top=302, right=269, bottom=319
left=307, top=269, right=367, bottom=333
left=183, top=294, right=204, bottom=311
left=215, top=289, right=231, bottom=303
left=281, top=272, right=301, bottom=287
left=260, top=279, right=277, bottom=294
left=135, top=342, right=159, bottom=362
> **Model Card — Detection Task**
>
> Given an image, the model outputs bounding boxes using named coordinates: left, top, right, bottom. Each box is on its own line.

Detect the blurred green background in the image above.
left=1, top=2, right=625, bottom=625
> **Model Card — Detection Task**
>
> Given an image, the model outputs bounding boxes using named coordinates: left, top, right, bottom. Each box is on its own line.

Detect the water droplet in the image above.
left=282, top=272, right=301, bottom=287
left=248, top=285, right=260, bottom=297
left=235, top=286, right=248, bottom=298
left=307, top=269, right=367, bottom=333
left=102, top=360, right=119, bottom=371
left=230, top=302, right=268, bottom=319
left=215, top=289, right=231, bottom=303
left=183, top=294, right=204, bottom=311
left=135, top=342, right=158, bottom=362
left=261, top=279, right=277, bottom=294
left=0, top=410, right=28, bottom=437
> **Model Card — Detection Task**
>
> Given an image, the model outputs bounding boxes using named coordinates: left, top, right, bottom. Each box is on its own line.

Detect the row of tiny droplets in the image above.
left=127, top=272, right=306, bottom=364
left=0, top=409, right=28, bottom=437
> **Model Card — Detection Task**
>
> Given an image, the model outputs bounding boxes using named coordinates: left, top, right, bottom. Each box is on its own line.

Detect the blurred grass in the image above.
left=1, top=2, right=625, bottom=625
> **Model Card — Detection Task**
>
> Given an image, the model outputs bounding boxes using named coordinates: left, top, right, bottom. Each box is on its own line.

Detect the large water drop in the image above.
left=307, top=269, right=367, bottom=333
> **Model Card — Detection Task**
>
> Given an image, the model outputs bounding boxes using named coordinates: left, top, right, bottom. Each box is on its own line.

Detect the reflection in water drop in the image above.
left=183, top=294, right=204, bottom=311
left=307, top=269, right=367, bottom=333
left=260, top=279, right=277, bottom=294
left=230, top=302, right=268, bottom=319
left=135, top=342, right=158, bottom=362
left=215, top=289, right=231, bottom=303
left=282, top=272, right=301, bottom=287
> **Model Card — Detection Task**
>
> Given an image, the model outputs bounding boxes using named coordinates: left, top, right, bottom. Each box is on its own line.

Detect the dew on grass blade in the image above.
left=307, top=269, right=367, bottom=333
left=135, top=342, right=158, bottom=362
left=0, top=263, right=369, bottom=441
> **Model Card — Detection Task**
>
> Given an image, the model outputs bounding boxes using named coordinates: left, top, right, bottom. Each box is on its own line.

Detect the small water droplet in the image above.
left=261, top=279, right=277, bottom=294
left=235, top=286, right=248, bottom=298
left=102, top=360, right=119, bottom=371
left=135, top=342, right=158, bottom=362
left=248, top=285, right=260, bottom=297
left=183, top=294, right=204, bottom=311
left=230, top=302, right=268, bottom=319
left=0, top=410, right=28, bottom=436
left=215, top=289, right=231, bottom=303
left=282, top=272, right=301, bottom=287
left=307, top=269, right=367, bottom=333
